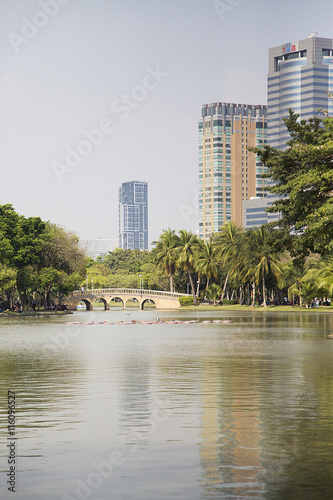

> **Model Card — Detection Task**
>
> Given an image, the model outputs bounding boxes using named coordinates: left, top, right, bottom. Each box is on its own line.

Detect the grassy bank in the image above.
left=180, top=304, right=333, bottom=313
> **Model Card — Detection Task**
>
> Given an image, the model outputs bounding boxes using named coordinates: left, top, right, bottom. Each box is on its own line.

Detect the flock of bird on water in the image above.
left=66, top=319, right=233, bottom=325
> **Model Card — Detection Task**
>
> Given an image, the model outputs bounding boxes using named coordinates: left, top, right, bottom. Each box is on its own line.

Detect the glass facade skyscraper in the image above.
left=243, top=36, right=333, bottom=228
left=198, top=102, right=267, bottom=240
left=268, top=35, right=333, bottom=150
left=119, top=181, right=148, bottom=250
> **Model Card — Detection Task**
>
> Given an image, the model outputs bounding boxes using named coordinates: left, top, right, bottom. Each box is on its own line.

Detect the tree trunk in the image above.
left=45, top=288, right=52, bottom=310
left=250, top=279, right=256, bottom=307
left=298, top=285, right=302, bottom=308
left=196, top=277, right=201, bottom=296
left=246, top=283, right=251, bottom=305
left=221, top=272, right=229, bottom=304
left=169, top=272, right=173, bottom=293
left=188, top=271, right=198, bottom=306
left=239, top=286, right=243, bottom=305
left=262, top=261, right=267, bottom=307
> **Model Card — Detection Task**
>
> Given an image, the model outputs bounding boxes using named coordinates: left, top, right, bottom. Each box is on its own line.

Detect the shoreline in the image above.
left=179, top=304, right=333, bottom=313
left=1, top=306, right=332, bottom=315
left=0, top=311, right=73, bottom=317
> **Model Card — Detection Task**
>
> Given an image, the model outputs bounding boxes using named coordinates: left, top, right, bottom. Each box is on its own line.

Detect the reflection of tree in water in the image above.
left=0, top=340, right=84, bottom=436
left=117, top=343, right=152, bottom=454
left=199, top=358, right=263, bottom=499
left=259, top=348, right=333, bottom=500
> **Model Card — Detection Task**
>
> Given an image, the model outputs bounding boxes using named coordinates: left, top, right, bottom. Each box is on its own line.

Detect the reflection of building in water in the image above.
left=117, top=346, right=152, bottom=453
left=199, top=359, right=263, bottom=497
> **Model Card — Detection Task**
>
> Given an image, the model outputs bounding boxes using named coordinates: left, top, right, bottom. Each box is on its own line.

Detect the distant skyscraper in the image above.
left=243, top=35, right=333, bottom=228
left=119, top=181, right=148, bottom=250
left=198, top=102, right=267, bottom=240
left=268, top=35, right=333, bottom=150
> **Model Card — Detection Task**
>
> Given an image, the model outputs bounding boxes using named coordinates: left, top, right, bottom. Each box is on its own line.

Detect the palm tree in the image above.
left=176, top=230, right=198, bottom=305
left=291, top=281, right=319, bottom=308
left=311, top=256, right=333, bottom=298
left=276, top=258, right=309, bottom=307
left=195, top=239, right=218, bottom=289
left=206, top=283, right=223, bottom=306
left=213, top=221, right=243, bottom=303
left=244, top=226, right=280, bottom=308
left=153, top=229, right=179, bottom=292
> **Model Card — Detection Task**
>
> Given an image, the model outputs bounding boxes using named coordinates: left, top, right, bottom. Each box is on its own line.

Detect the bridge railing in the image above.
left=70, top=288, right=190, bottom=299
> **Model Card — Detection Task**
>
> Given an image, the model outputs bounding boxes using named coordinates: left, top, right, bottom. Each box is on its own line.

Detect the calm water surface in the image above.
left=0, top=309, right=333, bottom=500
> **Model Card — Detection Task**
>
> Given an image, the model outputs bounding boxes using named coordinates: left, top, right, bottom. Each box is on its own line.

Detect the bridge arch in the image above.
left=109, top=297, right=125, bottom=310
left=141, top=298, right=156, bottom=310
left=125, top=297, right=140, bottom=310
left=93, top=297, right=107, bottom=310
left=79, top=299, right=91, bottom=311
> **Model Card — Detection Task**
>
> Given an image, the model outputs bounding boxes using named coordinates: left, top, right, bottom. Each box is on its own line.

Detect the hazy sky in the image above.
left=1, top=0, right=332, bottom=245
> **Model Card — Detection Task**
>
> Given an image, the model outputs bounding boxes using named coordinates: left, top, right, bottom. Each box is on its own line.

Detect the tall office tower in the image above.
left=119, top=181, right=148, bottom=250
left=198, top=102, right=267, bottom=240
left=268, top=35, right=333, bottom=150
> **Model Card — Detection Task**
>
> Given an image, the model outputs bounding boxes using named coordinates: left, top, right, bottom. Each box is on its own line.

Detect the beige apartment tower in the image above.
left=198, top=102, right=267, bottom=240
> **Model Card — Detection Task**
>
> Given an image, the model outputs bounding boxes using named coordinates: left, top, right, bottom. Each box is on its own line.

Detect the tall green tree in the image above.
left=213, top=221, right=243, bottom=302
left=0, top=205, right=87, bottom=310
left=244, top=226, right=280, bottom=308
left=0, top=264, right=17, bottom=309
left=0, top=204, right=20, bottom=266
left=175, top=230, right=198, bottom=304
left=195, top=239, right=218, bottom=289
left=306, top=256, right=333, bottom=300
left=276, top=258, right=312, bottom=307
left=250, top=109, right=333, bottom=258
left=153, top=229, right=179, bottom=292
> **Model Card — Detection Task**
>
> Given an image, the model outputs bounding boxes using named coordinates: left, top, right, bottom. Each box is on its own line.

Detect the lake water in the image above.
left=0, top=309, right=333, bottom=500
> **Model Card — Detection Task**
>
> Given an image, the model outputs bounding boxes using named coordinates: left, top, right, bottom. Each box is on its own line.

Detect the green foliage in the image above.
left=179, top=296, right=202, bottom=307
left=195, top=239, right=219, bottom=288
left=104, top=248, right=152, bottom=274
left=250, top=109, right=333, bottom=258
left=84, top=249, right=169, bottom=291
left=153, top=229, right=179, bottom=292
left=0, top=264, right=17, bottom=290
left=0, top=205, right=86, bottom=310
left=205, top=283, right=222, bottom=305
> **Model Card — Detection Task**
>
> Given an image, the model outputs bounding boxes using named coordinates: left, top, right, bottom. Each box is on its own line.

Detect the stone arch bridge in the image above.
left=65, top=288, right=190, bottom=311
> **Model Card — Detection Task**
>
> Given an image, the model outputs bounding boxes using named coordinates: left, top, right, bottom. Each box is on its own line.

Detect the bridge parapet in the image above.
left=66, top=288, right=191, bottom=310
left=70, top=288, right=189, bottom=299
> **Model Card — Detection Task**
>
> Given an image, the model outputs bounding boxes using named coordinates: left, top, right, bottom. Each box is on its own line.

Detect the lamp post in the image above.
left=86, top=275, right=88, bottom=291
left=140, top=275, right=142, bottom=297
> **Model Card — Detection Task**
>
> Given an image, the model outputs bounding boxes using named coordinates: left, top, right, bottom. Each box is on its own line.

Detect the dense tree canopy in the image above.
left=0, top=205, right=86, bottom=310
left=250, top=109, right=333, bottom=258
